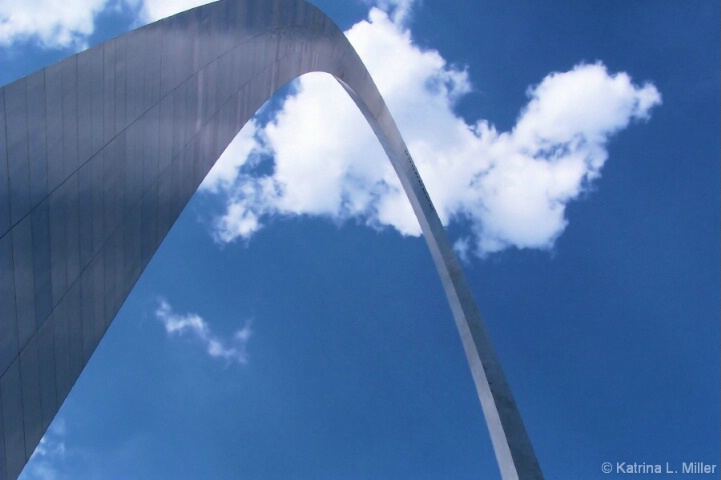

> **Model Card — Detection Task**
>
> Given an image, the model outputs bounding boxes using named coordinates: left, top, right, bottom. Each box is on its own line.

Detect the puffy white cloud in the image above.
left=1, top=0, right=661, bottom=258
left=465, top=64, right=661, bottom=253
left=204, top=6, right=661, bottom=257
left=155, top=299, right=252, bottom=365
left=0, top=0, right=110, bottom=49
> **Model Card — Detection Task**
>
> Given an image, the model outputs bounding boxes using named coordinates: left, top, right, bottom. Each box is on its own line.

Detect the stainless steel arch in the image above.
left=0, top=1, right=543, bottom=478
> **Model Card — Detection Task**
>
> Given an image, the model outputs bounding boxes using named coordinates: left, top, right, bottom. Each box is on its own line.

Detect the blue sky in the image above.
left=1, top=0, right=719, bottom=478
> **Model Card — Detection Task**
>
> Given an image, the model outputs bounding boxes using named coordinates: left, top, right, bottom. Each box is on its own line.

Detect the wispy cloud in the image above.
left=364, top=0, right=417, bottom=25
left=19, top=418, right=68, bottom=480
left=202, top=6, right=662, bottom=257
left=155, top=299, right=252, bottom=366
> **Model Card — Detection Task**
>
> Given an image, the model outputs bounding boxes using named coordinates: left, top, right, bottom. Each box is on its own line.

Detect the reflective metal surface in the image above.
left=0, top=1, right=543, bottom=478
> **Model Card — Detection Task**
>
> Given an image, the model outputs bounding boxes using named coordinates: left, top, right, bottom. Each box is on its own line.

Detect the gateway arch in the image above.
left=0, top=1, right=543, bottom=478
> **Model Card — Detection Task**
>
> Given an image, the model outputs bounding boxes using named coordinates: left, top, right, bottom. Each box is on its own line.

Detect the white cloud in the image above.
left=1, top=0, right=661, bottom=258
left=155, top=299, right=252, bottom=365
left=366, top=0, right=416, bottom=25
left=136, top=0, right=215, bottom=23
left=203, top=6, right=661, bottom=257
left=0, top=0, right=214, bottom=49
left=199, top=119, right=267, bottom=195
left=19, top=418, right=68, bottom=480
left=0, top=0, right=111, bottom=49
